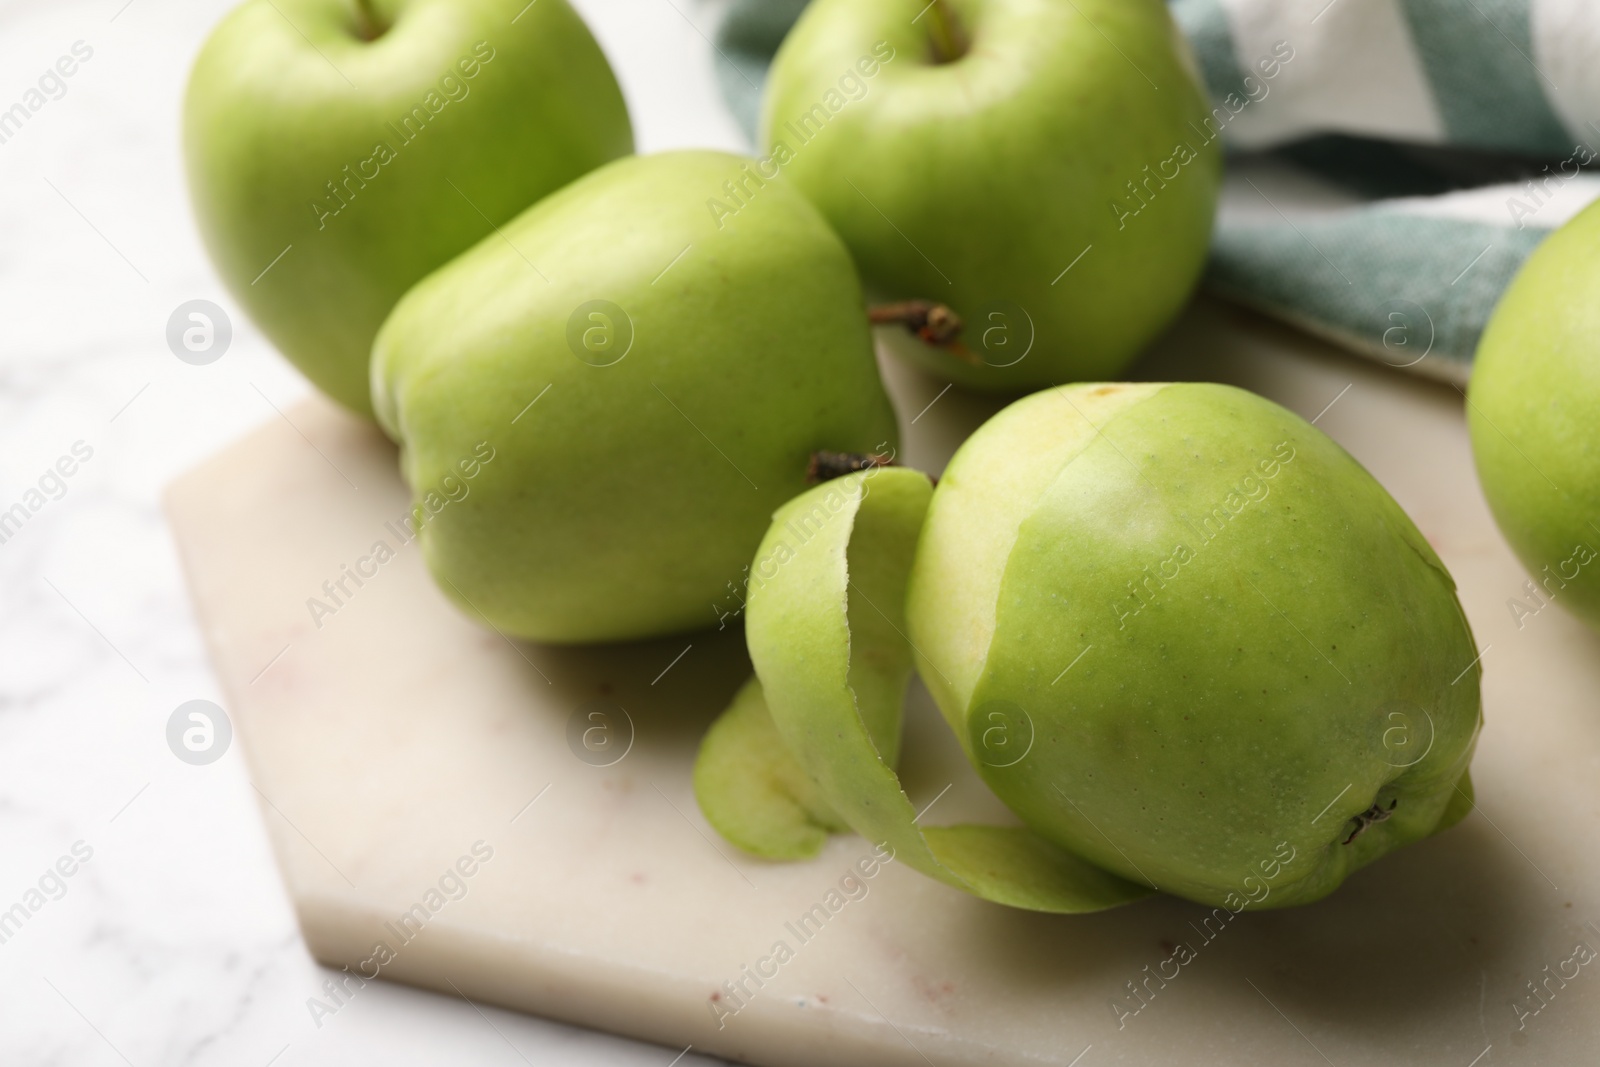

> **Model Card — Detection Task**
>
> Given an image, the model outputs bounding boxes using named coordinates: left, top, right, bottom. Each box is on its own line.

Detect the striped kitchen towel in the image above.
left=714, top=0, right=1600, bottom=384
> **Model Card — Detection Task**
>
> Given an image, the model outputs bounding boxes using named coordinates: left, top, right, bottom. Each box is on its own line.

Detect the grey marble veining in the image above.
left=8, top=0, right=1600, bottom=1064
left=0, top=0, right=748, bottom=1064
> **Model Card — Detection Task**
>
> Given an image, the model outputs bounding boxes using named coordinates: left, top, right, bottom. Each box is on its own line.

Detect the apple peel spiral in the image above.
left=696, top=383, right=1483, bottom=913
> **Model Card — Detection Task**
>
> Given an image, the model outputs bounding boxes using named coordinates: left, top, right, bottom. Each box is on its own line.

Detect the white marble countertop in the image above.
left=0, top=1, right=746, bottom=1063
left=15, top=2, right=1600, bottom=1065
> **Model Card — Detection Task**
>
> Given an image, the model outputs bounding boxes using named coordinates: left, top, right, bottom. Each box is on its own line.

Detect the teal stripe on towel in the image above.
left=1397, top=0, right=1572, bottom=157
left=1208, top=213, right=1548, bottom=378
left=1168, top=0, right=1252, bottom=106
left=715, top=0, right=809, bottom=142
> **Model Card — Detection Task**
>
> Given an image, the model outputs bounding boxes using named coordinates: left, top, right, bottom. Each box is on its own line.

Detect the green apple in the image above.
left=700, top=383, right=1482, bottom=912
left=372, top=150, right=899, bottom=644
left=1470, top=203, right=1600, bottom=630
left=756, top=0, right=1220, bottom=391
left=184, top=0, right=631, bottom=416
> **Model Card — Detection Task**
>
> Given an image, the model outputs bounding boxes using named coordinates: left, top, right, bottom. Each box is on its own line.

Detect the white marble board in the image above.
left=165, top=299, right=1600, bottom=1066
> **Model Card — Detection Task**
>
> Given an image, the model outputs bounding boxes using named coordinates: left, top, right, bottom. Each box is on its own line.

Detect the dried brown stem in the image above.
left=869, top=300, right=964, bottom=346
left=807, top=451, right=897, bottom=485
left=869, top=300, right=987, bottom=368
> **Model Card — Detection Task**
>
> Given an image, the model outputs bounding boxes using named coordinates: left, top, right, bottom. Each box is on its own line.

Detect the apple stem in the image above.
left=869, top=300, right=964, bottom=346
left=807, top=451, right=898, bottom=485
left=352, top=0, right=385, bottom=40
left=870, top=300, right=987, bottom=368
left=924, top=0, right=969, bottom=64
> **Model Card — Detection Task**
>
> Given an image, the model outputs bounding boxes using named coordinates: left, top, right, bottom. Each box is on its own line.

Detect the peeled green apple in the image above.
left=184, top=0, right=631, bottom=415
left=1470, top=203, right=1600, bottom=630
left=757, top=0, right=1220, bottom=391
left=372, top=150, right=899, bottom=644
left=699, top=383, right=1482, bottom=912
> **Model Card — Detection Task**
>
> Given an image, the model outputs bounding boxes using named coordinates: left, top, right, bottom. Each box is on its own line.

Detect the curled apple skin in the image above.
left=713, top=382, right=1481, bottom=913
left=738, top=464, right=1152, bottom=913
